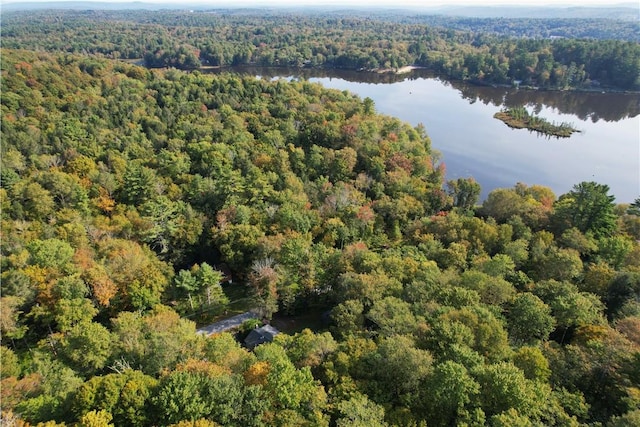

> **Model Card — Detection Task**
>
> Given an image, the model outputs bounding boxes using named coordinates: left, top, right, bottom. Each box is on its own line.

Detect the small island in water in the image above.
left=494, top=106, right=580, bottom=138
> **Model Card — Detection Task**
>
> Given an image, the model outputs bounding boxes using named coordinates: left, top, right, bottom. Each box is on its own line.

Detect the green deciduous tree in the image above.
left=275, top=329, right=337, bottom=369
left=1, top=346, right=21, bottom=379
left=335, top=393, right=388, bottom=427
left=597, top=235, right=633, bottom=270
left=57, top=321, right=113, bottom=376
left=608, top=409, right=640, bottom=427
left=533, top=280, right=605, bottom=343
left=99, top=238, right=171, bottom=311
left=558, top=227, right=598, bottom=256
left=455, top=270, right=515, bottom=306
left=361, top=335, right=433, bottom=406
left=27, top=238, right=75, bottom=271
left=366, top=296, right=418, bottom=336
left=335, top=271, right=402, bottom=307
left=14, top=353, right=83, bottom=423
left=54, top=298, right=98, bottom=332
left=77, top=410, right=114, bottom=427
left=72, top=370, right=157, bottom=427
left=330, top=300, right=365, bottom=339
left=422, top=361, right=480, bottom=426
left=152, top=371, right=212, bottom=424
left=254, top=343, right=328, bottom=426
left=443, top=306, right=512, bottom=362
left=529, top=246, right=583, bottom=282
left=111, top=306, right=198, bottom=375
left=447, top=177, right=481, bottom=211
left=10, top=181, right=56, bottom=220
left=37, top=170, right=90, bottom=214
left=507, top=293, right=555, bottom=345
left=512, top=346, right=551, bottom=382
left=200, top=332, right=255, bottom=374
left=474, top=362, right=543, bottom=419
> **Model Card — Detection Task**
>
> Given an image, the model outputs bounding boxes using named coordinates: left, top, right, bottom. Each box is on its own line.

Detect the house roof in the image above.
left=244, top=324, right=279, bottom=349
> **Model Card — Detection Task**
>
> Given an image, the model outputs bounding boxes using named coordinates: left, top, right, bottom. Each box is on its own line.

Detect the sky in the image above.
left=1, top=0, right=628, bottom=5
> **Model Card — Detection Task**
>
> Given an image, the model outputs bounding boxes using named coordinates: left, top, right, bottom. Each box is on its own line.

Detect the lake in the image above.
left=213, top=67, right=640, bottom=203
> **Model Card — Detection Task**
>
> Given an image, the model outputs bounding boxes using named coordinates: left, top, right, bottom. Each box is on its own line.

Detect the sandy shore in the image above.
left=372, top=65, right=423, bottom=74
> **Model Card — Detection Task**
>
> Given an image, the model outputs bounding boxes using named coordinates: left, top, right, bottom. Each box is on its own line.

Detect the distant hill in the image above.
left=2, top=1, right=639, bottom=20
left=1, top=2, right=177, bottom=11
left=431, top=4, right=639, bottom=20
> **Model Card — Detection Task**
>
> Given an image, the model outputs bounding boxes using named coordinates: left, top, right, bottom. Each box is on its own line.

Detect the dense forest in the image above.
left=2, top=7, right=640, bottom=427
left=2, top=42, right=640, bottom=426
left=2, top=9, right=640, bottom=91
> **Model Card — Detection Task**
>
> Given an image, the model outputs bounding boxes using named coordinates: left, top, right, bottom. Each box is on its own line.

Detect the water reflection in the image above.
left=211, top=65, right=420, bottom=84
left=208, top=66, right=640, bottom=122
left=454, top=83, right=640, bottom=123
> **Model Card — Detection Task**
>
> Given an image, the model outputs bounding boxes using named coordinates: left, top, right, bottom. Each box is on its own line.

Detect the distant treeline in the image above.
left=2, top=9, right=639, bottom=91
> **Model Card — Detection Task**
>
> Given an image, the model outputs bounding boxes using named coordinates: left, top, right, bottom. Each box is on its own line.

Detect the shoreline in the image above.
left=127, top=59, right=638, bottom=94
left=372, top=65, right=424, bottom=75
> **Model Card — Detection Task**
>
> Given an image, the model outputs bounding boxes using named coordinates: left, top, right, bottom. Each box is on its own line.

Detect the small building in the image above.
left=244, top=324, right=280, bottom=349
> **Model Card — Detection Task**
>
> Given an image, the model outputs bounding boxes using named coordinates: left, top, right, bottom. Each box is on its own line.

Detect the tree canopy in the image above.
left=1, top=14, right=639, bottom=425
left=2, top=9, right=639, bottom=90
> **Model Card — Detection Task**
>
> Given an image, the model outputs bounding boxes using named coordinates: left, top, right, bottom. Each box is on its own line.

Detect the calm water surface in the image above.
left=219, top=67, right=640, bottom=202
